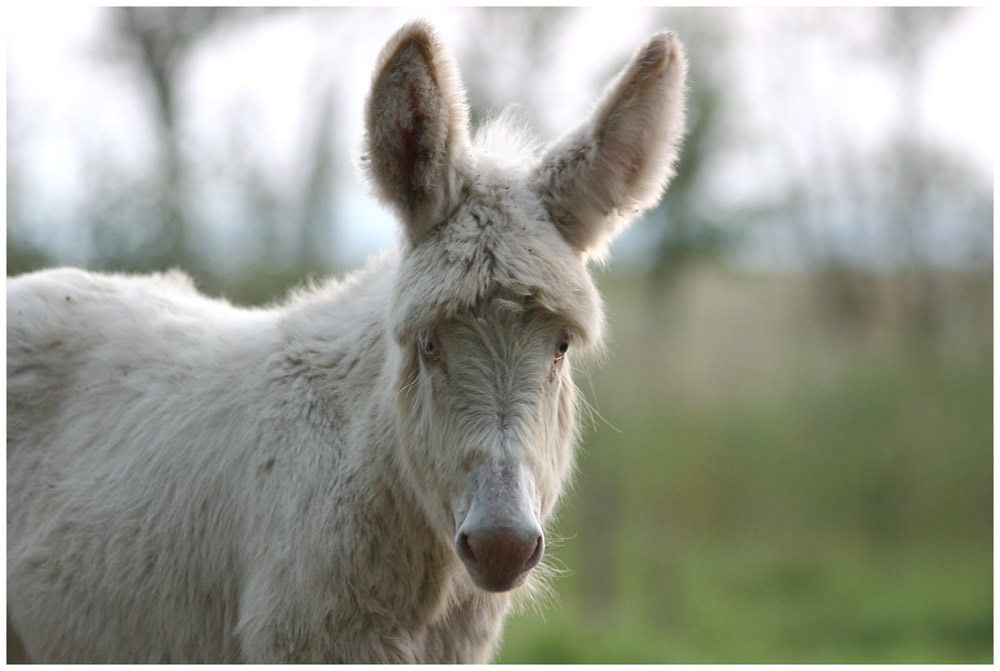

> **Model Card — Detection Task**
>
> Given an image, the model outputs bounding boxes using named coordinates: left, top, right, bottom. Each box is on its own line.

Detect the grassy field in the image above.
left=499, top=537, right=992, bottom=663
left=497, top=267, right=993, bottom=664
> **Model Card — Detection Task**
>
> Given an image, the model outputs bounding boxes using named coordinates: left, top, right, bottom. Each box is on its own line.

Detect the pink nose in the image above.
left=457, top=526, right=544, bottom=592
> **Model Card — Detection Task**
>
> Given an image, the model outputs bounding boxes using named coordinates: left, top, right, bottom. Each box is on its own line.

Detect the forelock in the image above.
left=388, top=138, right=605, bottom=351
left=471, top=106, right=541, bottom=174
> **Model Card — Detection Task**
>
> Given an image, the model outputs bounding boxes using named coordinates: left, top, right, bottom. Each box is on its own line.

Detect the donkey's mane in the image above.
left=471, top=106, right=542, bottom=172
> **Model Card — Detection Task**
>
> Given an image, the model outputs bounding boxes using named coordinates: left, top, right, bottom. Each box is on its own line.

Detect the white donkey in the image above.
left=6, top=20, right=687, bottom=663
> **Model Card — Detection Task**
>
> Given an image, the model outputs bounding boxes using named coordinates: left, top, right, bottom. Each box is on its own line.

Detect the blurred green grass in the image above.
left=497, top=267, right=992, bottom=664
left=500, top=536, right=991, bottom=663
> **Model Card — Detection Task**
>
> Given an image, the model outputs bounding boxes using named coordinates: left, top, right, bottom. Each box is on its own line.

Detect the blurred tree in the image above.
left=7, top=63, right=55, bottom=276
left=10, top=7, right=347, bottom=305
left=96, top=8, right=244, bottom=273
left=208, top=66, right=342, bottom=305
left=762, top=8, right=991, bottom=337
left=874, top=8, right=986, bottom=335
left=5, top=228, right=52, bottom=278
left=296, top=83, right=339, bottom=273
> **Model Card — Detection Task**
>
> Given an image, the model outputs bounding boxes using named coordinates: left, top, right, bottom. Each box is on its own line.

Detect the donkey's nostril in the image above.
left=457, top=532, right=477, bottom=565
left=525, top=535, right=543, bottom=571
left=456, top=527, right=544, bottom=591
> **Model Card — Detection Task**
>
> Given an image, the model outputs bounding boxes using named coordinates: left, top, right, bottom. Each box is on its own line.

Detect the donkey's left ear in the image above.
left=362, top=20, right=471, bottom=246
left=535, top=32, right=688, bottom=260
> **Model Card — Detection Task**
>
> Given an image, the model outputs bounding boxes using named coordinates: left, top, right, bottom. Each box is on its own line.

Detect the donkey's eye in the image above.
left=421, top=338, right=438, bottom=357
left=419, top=335, right=446, bottom=371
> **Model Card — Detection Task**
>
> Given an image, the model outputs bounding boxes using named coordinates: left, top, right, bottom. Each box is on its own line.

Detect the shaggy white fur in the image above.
left=6, top=19, right=687, bottom=663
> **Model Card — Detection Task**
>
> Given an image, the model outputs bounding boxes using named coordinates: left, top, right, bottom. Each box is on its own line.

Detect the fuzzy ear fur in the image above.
left=362, top=20, right=471, bottom=247
left=535, top=31, right=688, bottom=259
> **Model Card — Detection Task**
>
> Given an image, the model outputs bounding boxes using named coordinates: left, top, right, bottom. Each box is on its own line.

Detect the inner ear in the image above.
left=362, top=20, right=471, bottom=246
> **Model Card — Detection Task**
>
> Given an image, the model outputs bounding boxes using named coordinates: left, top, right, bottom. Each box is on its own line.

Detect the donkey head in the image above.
left=362, top=20, right=686, bottom=592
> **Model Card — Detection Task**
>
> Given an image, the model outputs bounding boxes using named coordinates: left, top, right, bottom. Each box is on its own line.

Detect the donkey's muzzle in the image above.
left=456, top=525, right=543, bottom=592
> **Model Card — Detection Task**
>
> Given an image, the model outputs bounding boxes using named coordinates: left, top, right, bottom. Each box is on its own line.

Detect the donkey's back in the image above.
left=7, top=267, right=278, bottom=465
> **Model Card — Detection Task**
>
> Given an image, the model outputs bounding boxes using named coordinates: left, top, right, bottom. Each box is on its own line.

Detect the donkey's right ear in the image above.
left=361, top=20, right=471, bottom=247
